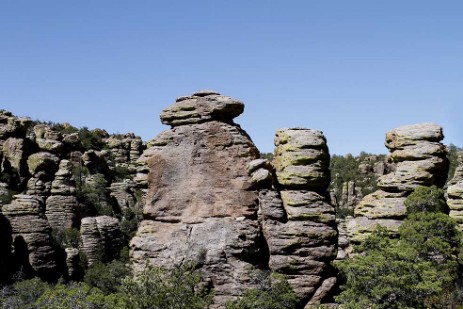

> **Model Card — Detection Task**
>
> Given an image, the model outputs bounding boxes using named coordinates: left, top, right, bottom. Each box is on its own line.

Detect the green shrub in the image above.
left=118, top=262, right=213, bottom=309
left=225, top=271, right=298, bottom=309
left=35, top=282, right=119, bottom=309
left=84, top=260, right=130, bottom=295
left=52, top=227, right=81, bottom=249
left=335, top=186, right=462, bottom=308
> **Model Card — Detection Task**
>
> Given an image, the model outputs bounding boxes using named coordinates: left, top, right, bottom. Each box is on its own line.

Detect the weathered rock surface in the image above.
left=45, top=195, right=80, bottom=230
left=160, top=91, right=244, bottom=126
left=80, top=216, right=122, bottom=265
left=2, top=194, right=59, bottom=279
left=273, top=128, right=330, bottom=190
left=0, top=110, right=32, bottom=139
left=348, top=123, right=448, bottom=243
left=131, top=91, right=264, bottom=306
left=447, top=156, right=463, bottom=229
left=260, top=128, right=337, bottom=305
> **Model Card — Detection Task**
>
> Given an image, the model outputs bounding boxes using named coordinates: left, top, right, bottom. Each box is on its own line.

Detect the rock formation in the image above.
left=130, top=92, right=339, bottom=307
left=0, top=110, right=147, bottom=281
left=348, top=123, right=449, bottom=243
left=80, top=216, right=122, bottom=265
left=130, top=91, right=263, bottom=306
left=260, top=128, right=338, bottom=305
left=447, top=154, right=463, bottom=229
left=2, top=194, right=60, bottom=279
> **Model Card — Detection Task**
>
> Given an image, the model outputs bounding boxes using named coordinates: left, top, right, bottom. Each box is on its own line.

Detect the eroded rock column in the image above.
left=260, top=128, right=338, bottom=306
left=348, top=123, right=449, bottom=242
left=130, top=91, right=263, bottom=306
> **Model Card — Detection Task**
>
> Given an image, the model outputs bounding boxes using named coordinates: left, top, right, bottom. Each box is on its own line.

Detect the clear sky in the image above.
left=1, top=1, right=461, bottom=155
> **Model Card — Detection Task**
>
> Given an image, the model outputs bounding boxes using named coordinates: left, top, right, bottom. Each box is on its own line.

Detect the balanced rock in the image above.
left=160, top=91, right=244, bottom=126
left=273, top=128, right=330, bottom=190
left=27, top=152, right=60, bottom=178
left=378, top=123, right=448, bottom=191
left=447, top=157, right=463, bottom=229
left=260, top=128, right=337, bottom=306
left=131, top=91, right=263, bottom=306
left=349, top=123, right=448, bottom=243
left=51, top=160, right=76, bottom=195
left=33, top=124, right=64, bottom=153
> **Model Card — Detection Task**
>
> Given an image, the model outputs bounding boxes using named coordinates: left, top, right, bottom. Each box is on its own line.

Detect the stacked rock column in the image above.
left=348, top=123, right=449, bottom=243
left=447, top=154, right=463, bottom=229
left=259, top=128, right=337, bottom=306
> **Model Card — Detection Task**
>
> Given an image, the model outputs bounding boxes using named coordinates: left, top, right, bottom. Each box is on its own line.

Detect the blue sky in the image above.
left=0, top=1, right=461, bottom=155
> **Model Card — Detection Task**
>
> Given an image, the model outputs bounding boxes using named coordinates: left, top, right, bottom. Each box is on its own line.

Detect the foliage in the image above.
left=111, top=165, right=132, bottom=181
left=120, top=207, right=142, bottom=243
left=75, top=172, right=114, bottom=216
left=260, top=152, right=274, bottom=161
left=35, top=282, right=119, bottom=309
left=118, top=262, right=214, bottom=309
left=335, top=186, right=462, bottom=309
left=83, top=260, right=130, bottom=295
left=0, top=277, right=49, bottom=308
left=330, top=152, right=384, bottom=218
left=404, top=185, right=448, bottom=214
left=225, top=271, right=298, bottom=309
left=51, top=227, right=81, bottom=249
left=78, top=127, right=107, bottom=151
left=50, top=122, right=79, bottom=135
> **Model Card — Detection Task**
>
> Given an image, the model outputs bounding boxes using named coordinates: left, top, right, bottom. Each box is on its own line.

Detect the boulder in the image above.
left=273, top=128, right=330, bottom=190
left=27, top=152, right=60, bottom=178
left=349, top=123, right=448, bottom=243
left=160, top=90, right=244, bottom=126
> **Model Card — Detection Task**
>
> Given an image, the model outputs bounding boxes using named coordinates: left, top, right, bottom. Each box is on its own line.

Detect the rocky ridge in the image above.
left=0, top=110, right=147, bottom=280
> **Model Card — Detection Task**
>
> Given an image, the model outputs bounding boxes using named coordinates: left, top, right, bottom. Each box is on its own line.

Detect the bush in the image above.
left=35, top=282, right=119, bottom=309
left=118, top=262, right=213, bottom=309
left=0, top=277, right=49, bottom=308
left=335, top=186, right=462, bottom=308
left=84, top=260, right=130, bottom=295
left=52, top=227, right=81, bottom=249
left=225, top=271, right=298, bottom=309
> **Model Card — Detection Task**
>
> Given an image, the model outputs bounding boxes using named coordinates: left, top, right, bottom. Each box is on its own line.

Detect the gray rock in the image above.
left=27, top=152, right=60, bottom=178
left=273, top=128, right=330, bottom=190
left=80, top=216, right=122, bottom=265
left=160, top=91, right=244, bottom=126
left=2, top=194, right=60, bottom=279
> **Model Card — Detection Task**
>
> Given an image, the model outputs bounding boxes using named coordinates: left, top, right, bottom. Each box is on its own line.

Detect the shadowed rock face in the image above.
left=2, top=194, right=60, bottom=279
left=131, top=91, right=262, bottom=306
left=348, top=123, right=449, bottom=243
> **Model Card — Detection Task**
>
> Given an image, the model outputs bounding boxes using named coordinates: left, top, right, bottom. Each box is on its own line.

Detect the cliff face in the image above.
left=0, top=110, right=147, bottom=281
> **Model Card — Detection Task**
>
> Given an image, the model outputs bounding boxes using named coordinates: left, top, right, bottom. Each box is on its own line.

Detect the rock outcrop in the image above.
left=80, top=216, right=122, bottom=265
left=260, top=128, right=338, bottom=306
left=0, top=110, right=147, bottom=281
left=447, top=154, right=463, bottom=229
left=130, top=91, right=263, bottom=306
left=348, top=123, right=448, bottom=243
left=2, top=194, right=60, bottom=279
